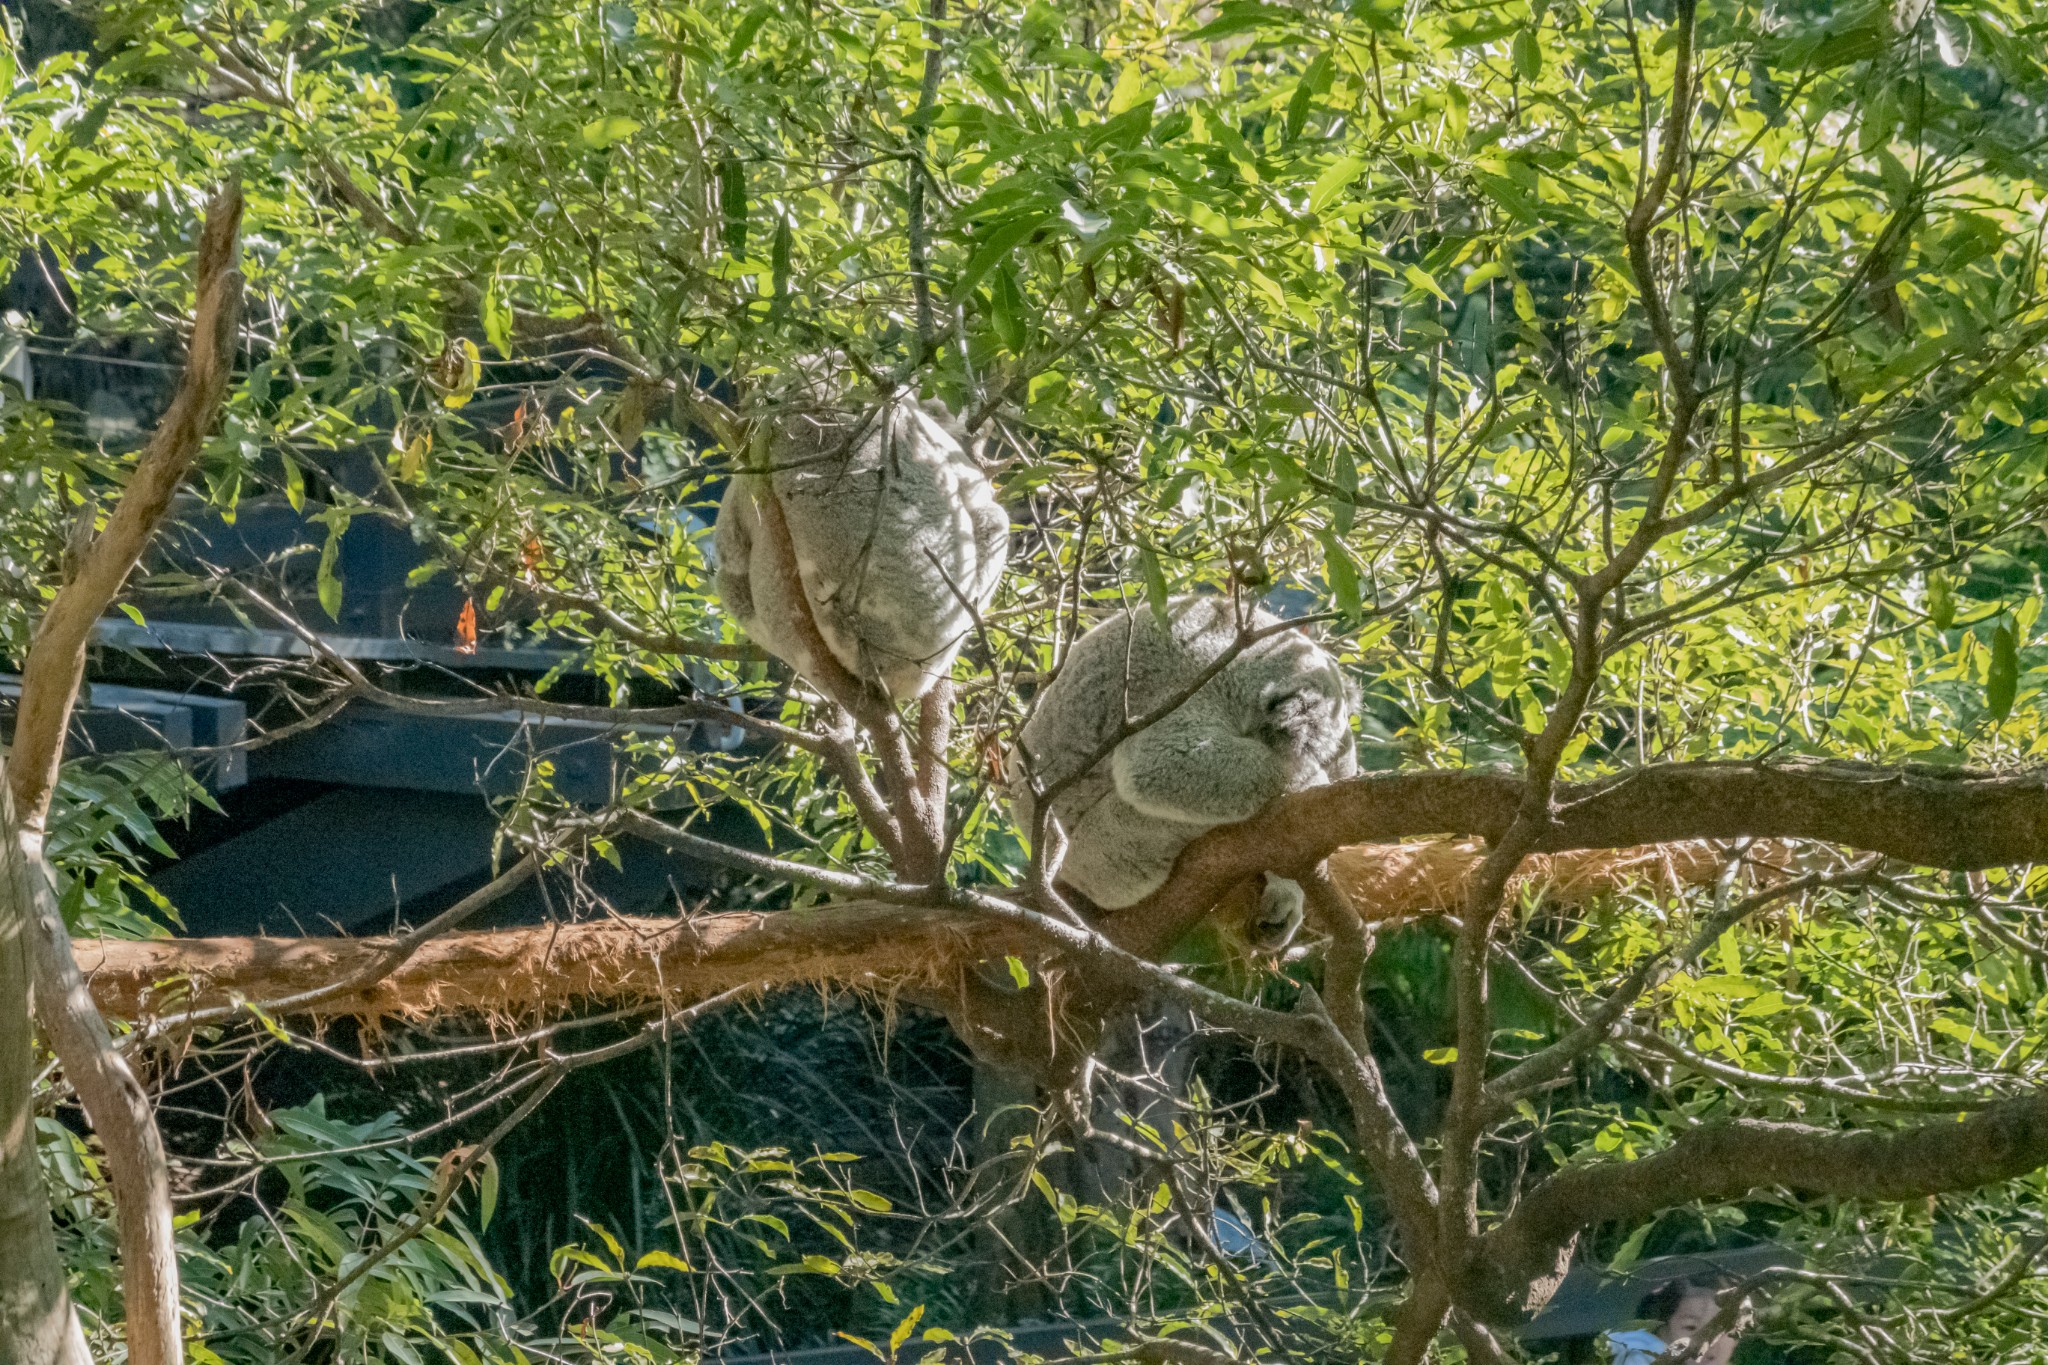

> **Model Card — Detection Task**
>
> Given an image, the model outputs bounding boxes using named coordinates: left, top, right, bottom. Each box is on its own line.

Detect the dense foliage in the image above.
left=11, top=0, right=2048, bottom=1358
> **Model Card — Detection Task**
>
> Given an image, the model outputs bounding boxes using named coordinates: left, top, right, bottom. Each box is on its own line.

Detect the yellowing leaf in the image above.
left=889, top=1305, right=925, bottom=1355
left=1107, top=61, right=1145, bottom=115
left=636, top=1249, right=693, bottom=1272
left=581, top=115, right=642, bottom=148
left=442, top=338, right=480, bottom=408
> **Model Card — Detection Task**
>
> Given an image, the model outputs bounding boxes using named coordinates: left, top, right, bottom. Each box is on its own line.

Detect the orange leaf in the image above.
left=455, top=598, right=478, bottom=654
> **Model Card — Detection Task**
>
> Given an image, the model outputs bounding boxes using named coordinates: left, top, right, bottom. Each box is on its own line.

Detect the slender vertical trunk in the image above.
left=0, top=840, right=92, bottom=1365
left=17, top=824, right=178, bottom=1365
left=968, top=1061, right=1059, bottom=1324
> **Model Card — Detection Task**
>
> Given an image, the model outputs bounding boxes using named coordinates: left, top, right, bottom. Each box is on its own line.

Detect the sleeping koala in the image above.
left=716, top=364, right=1009, bottom=701
left=1011, top=595, right=1357, bottom=944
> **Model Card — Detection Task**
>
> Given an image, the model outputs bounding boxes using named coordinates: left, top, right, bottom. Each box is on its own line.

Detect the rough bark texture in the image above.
left=1116, top=759, right=2048, bottom=954
left=0, top=823, right=91, bottom=1365
left=14, top=183, right=244, bottom=1365
left=75, top=838, right=1744, bottom=1023
left=78, top=902, right=1026, bottom=1022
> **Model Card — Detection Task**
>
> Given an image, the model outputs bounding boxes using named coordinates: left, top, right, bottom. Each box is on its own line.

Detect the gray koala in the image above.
left=1011, top=595, right=1358, bottom=941
left=716, top=367, right=1009, bottom=701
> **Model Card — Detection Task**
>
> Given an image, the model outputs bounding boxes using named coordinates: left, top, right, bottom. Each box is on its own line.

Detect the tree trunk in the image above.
left=0, top=851, right=91, bottom=1365
left=18, top=829, right=178, bottom=1365
left=969, top=1061, right=1061, bottom=1324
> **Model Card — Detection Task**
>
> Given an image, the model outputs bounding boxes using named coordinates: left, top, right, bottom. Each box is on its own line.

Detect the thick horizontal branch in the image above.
left=1117, top=759, right=2048, bottom=955
left=1472, top=1089, right=2048, bottom=1322
left=80, top=837, right=1737, bottom=1023
left=78, top=902, right=1033, bottom=1022
left=73, top=756, right=2047, bottom=1023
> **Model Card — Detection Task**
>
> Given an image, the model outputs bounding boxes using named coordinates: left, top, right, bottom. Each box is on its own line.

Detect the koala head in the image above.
left=1234, top=632, right=1358, bottom=778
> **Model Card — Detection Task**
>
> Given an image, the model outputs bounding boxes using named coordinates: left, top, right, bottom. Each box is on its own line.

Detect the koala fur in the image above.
left=715, top=368, right=1010, bottom=701
left=1012, top=595, right=1358, bottom=913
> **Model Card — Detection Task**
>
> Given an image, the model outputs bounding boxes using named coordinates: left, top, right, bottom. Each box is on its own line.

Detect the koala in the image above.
left=716, top=365, right=1010, bottom=701
left=1011, top=595, right=1357, bottom=935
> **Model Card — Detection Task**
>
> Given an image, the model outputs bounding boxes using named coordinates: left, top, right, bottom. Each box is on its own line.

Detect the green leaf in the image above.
left=719, top=155, right=748, bottom=256
left=1403, top=263, right=1451, bottom=302
left=1928, top=571, right=1955, bottom=631
left=1006, top=955, right=1031, bottom=987
left=1988, top=623, right=2019, bottom=721
left=1189, top=2, right=1290, bottom=41
left=1932, top=1016, right=2003, bottom=1057
left=1285, top=51, right=1331, bottom=139
left=482, top=275, right=512, bottom=360
left=1331, top=446, right=1359, bottom=533
left=1320, top=530, right=1361, bottom=619
left=771, top=214, right=792, bottom=298
left=1610, top=1220, right=1654, bottom=1274
left=477, top=1152, right=499, bottom=1229
left=958, top=211, right=1050, bottom=293
left=316, top=531, right=344, bottom=622
left=726, top=4, right=774, bottom=62
left=989, top=263, right=1028, bottom=353
left=580, top=115, right=642, bottom=148
left=1107, top=61, right=1145, bottom=115
left=1422, top=1047, right=1457, bottom=1065
left=1137, top=546, right=1170, bottom=625
left=1310, top=156, right=1367, bottom=214
left=1512, top=26, right=1543, bottom=80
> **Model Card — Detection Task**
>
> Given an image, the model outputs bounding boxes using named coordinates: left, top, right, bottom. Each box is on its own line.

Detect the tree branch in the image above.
left=1474, top=1089, right=2048, bottom=1323
left=1115, top=760, right=2048, bottom=957
left=12, top=183, right=244, bottom=1365
left=11, top=183, right=244, bottom=831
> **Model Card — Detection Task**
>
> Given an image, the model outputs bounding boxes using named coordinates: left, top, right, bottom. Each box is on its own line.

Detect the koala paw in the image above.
left=1249, top=874, right=1306, bottom=952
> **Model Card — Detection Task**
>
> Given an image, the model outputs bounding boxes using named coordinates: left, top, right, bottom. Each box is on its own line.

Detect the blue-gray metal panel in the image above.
left=152, top=788, right=500, bottom=937
left=247, top=699, right=693, bottom=805
left=95, top=616, right=584, bottom=672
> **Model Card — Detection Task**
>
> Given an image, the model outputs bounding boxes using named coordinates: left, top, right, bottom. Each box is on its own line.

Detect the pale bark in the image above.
left=71, top=838, right=1744, bottom=1023
left=0, top=797, right=90, bottom=1365
left=11, top=182, right=244, bottom=1365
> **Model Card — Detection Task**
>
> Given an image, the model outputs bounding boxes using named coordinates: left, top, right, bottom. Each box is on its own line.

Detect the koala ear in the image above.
left=918, top=398, right=992, bottom=463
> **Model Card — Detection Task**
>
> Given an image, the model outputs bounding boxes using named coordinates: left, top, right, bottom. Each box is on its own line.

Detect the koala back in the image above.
left=716, top=388, right=1009, bottom=700
left=1012, top=595, right=1356, bottom=908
